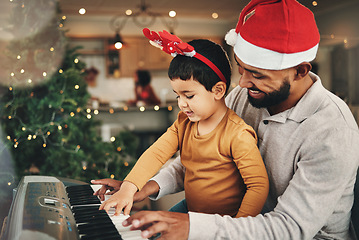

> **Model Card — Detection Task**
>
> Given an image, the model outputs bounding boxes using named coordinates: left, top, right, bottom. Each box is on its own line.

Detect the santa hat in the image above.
left=225, top=0, right=320, bottom=70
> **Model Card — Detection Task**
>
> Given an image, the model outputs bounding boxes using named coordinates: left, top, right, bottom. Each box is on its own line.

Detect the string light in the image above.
left=74, top=84, right=79, bottom=89
left=50, top=47, right=54, bottom=52
left=86, top=114, right=92, bottom=119
left=110, top=137, right=116, bottom=142
left=43, top=72, right=47, bottom=77
left=139, top=106, right=145, bottom=112
left=110, top=174, right=115, bottom=179
left=154, top=105, right=160, bottom=111
left=94, top=110, right=99, bottom=115
left=79, top=8, right=86, bottom=15
left=74, top=58, right=79, bottom=64
left=17, top=55, right=21, bottom=59
left=169, top=10, right=176, bottom=18
left=212, top=13, right=219, bottom=19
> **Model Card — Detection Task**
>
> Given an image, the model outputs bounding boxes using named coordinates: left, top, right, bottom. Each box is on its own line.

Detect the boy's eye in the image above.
left=186, top=95, right=194, bottom=99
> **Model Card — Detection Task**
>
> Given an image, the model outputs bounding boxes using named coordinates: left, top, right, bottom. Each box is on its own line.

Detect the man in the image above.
left=94, top=0, right=359, bottom=239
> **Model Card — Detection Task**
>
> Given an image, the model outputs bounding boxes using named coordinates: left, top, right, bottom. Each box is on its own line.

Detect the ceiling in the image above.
left=58, top=0, right=359, bottom=22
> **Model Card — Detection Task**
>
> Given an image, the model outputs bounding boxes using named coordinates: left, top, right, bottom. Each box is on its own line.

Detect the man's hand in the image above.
left=123, top=211, right=189, bottom=240
left=91, top=178, right=122, bottom=201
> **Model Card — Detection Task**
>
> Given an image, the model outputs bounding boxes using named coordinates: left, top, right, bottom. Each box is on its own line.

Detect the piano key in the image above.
left=108, top=213, right=145, bottom=240
left=69, top=184, right=148, bottom=240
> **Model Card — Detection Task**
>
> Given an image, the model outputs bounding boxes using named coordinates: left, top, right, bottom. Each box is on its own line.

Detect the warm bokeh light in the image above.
left=212, top=12, right=219, bottom=19
left=169, top=10, right=176, bottom=18
left=126, top=9, right=132, bottom=15
left=79, top=8, right=86, bottom=15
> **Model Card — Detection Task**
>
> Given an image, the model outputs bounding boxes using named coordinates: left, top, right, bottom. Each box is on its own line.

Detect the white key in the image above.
left=109, top=210, right=147, bottom=240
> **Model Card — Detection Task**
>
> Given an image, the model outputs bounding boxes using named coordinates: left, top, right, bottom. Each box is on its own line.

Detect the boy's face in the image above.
left=171, top=77, right=219, bottom=123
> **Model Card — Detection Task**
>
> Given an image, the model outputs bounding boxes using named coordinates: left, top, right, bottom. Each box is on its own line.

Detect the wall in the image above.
left=59, top=3, right=359, bottom=111
left=67, top=15, right=235, bottom=104
left=64, top=15, right=233, bottom=38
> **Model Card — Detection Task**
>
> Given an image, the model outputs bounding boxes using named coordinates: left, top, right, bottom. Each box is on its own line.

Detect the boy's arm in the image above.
left=232, top=128, right=269, bottom=218
left=149, top=155, right=185, bottom=200
left=125, top=119, right=180, bottom=191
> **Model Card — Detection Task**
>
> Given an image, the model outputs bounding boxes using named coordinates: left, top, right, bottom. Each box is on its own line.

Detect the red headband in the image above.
left=143, top=28, right=227, bottom=83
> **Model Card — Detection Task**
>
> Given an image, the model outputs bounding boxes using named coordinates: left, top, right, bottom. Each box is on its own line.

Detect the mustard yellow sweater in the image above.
left=125, top=108, right=269, bottom=217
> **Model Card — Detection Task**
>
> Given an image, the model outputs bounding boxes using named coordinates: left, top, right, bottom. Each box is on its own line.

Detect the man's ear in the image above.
left=212, top=82, right=226, bottom=100
left=295, top=62, right=312, bottom=80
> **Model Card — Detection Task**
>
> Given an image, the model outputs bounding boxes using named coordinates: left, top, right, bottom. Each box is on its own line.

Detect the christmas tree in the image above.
left=0, top=0, right=138, bottom=186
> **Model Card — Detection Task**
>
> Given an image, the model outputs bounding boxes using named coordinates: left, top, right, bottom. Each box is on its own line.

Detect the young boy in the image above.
left=99, top=29, right=269, bottom=218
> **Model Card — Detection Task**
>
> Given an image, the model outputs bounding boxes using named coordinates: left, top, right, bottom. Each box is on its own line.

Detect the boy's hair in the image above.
left=168, top=39, right=231, bottom=94
left=136, top=69, right=151, bottom=86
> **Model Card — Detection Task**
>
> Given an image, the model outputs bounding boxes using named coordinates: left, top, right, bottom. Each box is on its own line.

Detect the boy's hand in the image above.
left=91, top=178, right=123, bottom=201
left=99, top=181, right=138, bottom=216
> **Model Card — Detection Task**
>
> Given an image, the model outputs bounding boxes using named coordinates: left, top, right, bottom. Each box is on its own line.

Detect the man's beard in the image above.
left=248, top=80, right=291, bottom=109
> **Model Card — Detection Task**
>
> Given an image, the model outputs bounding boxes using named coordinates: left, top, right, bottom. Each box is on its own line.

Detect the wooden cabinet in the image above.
left=69, top=36, right=173, bottom=78
left=68, top=36, right=223, bottom=78
left=119, top=36, right=173, bottom=77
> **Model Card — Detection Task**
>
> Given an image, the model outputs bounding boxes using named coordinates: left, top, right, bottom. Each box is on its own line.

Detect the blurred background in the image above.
left=0, top=0, right=359, bottom=228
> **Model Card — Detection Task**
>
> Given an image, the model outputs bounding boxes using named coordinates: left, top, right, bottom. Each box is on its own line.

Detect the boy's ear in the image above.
left=212, top=82, right=226, bottom=100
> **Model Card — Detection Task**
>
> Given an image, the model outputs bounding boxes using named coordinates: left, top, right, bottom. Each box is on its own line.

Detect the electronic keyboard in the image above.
left=1, top=176, right=147, bottom=240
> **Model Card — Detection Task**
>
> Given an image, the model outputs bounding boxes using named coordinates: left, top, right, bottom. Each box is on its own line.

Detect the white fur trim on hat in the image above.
left=225, top=29, right=238, bottom=47
left=234, top=33, right=318, bottom=70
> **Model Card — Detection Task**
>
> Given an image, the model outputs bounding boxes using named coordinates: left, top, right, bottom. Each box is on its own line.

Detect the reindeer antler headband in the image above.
left=143, top=28, right=227, bottom=83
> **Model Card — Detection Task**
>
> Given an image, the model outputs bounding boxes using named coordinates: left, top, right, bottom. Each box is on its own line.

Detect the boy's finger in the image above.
left=123, top=203, right=133, bottom=216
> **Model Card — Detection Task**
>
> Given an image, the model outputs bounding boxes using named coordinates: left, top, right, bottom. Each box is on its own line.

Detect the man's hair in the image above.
left=168, top=39, right=231, bottom=94
left=136, top=69, right=151, bottom=86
